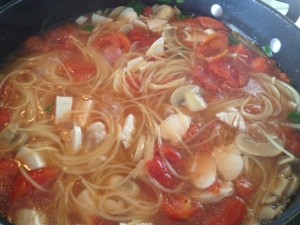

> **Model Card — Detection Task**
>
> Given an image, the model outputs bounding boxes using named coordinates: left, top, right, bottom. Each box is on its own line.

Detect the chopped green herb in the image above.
left=44, top=102, right=55, bottom=113
left=83, top=25, right=94, bottom=32
left=127, top=0, right=147, bottom=15
left=228, top=33, right=240, bottom=45
left=287, top=111, right=300, bottom=124
left=176, top=14, right=189, bottom=20
left=262, top=45, right=273, bottom=57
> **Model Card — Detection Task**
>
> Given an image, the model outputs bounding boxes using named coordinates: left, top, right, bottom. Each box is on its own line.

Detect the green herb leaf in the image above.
left=262, top=45, right=273, bottom=57
left=127, top=0, right=147, bottom=15
left=287, top=111, right=300, bottom=124
left=176, top=14, right=189, bottom=20
left=44, top=102, right=54, bottom=113
left=83, top=25, right=94, bottom=32
left=228, top=33, right=240, bottom=45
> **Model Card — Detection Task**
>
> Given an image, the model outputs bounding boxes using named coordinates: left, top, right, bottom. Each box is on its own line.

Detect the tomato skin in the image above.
left=0, top=108, right=11, bottom=131
left=127, top=27, right=158, bottom=49
left=64, top=59, right=96, bottom=82
left=24, top=24, right=78, bottom=53
left=205, top=196, right=247, bottom=225
left=196, top=16, right=230, bottom=32
left=162, top=145, right=183, bottom=170
left=283, top=128, right=300, bottom=157
left=196, top=32, right=229, bottom=59
left=0, top=160, right=20, bottom=211
left=234, top=177, right=253, bottom=202
left=10, top=166, right=60, bottom=204
left=146, top=156, right=180, bottom=189
left=94, top=33, right=131, bottom=64
left=193, top=57, right=249, bottom=91
left=250, top=56, right=270, bottom=73
left=162, top=195, right=203, bottom=220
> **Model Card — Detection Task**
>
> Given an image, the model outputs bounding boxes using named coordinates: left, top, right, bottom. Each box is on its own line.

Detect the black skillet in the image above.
left=0, top=0, right=300, bottom=224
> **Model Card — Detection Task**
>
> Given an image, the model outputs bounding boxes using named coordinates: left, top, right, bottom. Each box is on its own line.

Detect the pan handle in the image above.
left=276, top=0, right=300, bottom=22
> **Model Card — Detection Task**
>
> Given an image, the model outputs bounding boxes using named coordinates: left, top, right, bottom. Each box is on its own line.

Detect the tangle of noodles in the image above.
left=0, top=4, right=300, bottom=225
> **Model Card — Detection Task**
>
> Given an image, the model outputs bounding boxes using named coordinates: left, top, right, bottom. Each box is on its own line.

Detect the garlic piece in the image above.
left=191, top=152, right=217, bottom=189
left=213, top=148, right=243, bottom=181
left=159, top=113, right=191, bottom=143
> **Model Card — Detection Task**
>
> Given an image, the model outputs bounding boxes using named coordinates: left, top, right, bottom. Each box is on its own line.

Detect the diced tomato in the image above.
left=162, top=145, right=183, bottom=171
left=250, top=56, right=270, bottom=73
left=64, top=59, right=96, bottom=82
left=283, top=128, right=300, bottom=157
left=193, top=64, right=219, bottom=91
left=194, top=54, right=249, bottom=92
left=23, top=35, right=50, bottom=53
left=146, top=156, right=180, bottom=189
left=0, top=159, right=20, bottom=214
left=10, top=166, right=60, bottom=204
left=196, top=32, right=229, bottom=59
left=184, top=122, right=202, bottom=142
left=234, top=177, right=253, bottom=202
left=94, top=33, right=131, bottom=64
left=45, top=23, right=78, bottom=44
left=127, top=27, right=158, bottom=49
left=196, top=16, right=230, bottom=32
left=142, top=6, right=153, bottom=17
left=24, top=24, right=78, bottom=53
left=125, top=75, right=142, bottom=92
left=208, top=180, right=222, bottom=195
left=205, top=196, right=247, bottom=225
left=0, top=107, right=11, bottom=131
left=162, top=195, right=203, bottom=220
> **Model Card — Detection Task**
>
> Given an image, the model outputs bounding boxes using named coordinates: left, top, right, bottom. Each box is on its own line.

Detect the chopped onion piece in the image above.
left=75, top=15, right=88, bottom=25
left=216, top=107, right=246, bottom=132
left=126, top=56, right=145, bottom=72
left=132, top=135, right=146, bottom=162
left=71, top=125, right=82, bottom=153
left=146, top=37, right=164, bottom=56
left=16, top=146, right=46, bottom=170
left=146, top=19, right=170, bottom=32
left=121, top=114, right=136, bottom=149
left=118, top=7, right=138, bottom=21
left=15, top=209, right=48, bottom=225
left=55, top=96, right=73, bottom=124
left=91, top=13, right=113, bottom=24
